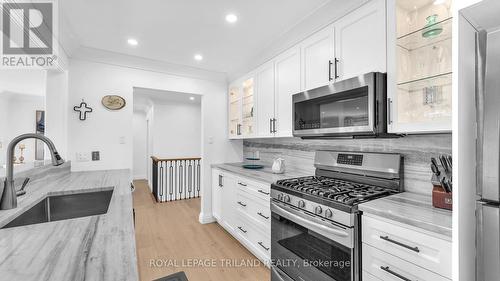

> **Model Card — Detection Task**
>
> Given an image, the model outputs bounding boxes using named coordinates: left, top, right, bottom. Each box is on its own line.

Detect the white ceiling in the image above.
left=61, top=0, right=330, bottom=74
left=133, top=87, right=201, bottom=114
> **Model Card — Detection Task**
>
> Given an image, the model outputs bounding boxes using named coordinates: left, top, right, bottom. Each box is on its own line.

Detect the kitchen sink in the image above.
left=1, top=189, right=113, bottom=229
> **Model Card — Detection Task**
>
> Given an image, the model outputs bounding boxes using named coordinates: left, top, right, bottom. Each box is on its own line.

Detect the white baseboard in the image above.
left=198, top=212, right=216, bottom=224
left=133, top=174, right=147, bottom=180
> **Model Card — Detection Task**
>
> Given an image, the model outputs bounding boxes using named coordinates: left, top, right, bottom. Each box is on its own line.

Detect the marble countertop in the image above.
left=0, top=166, right=138, bottom=281
left=359, top=192, right=452, bottom=239
left=212, top=162, right=311, bottom=184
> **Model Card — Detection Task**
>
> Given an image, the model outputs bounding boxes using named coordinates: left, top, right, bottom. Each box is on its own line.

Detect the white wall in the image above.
left=0, top=94, right=46, bottom=166
left=133, top=111, right=148, bottom=179
left=45, top=71, right=69, bottom=160
left=151, top=101, right=201, bottom=159
left=68, top=58, right=243, bottom=222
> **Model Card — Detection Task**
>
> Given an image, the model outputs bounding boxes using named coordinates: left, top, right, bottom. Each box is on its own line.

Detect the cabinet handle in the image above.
left=258, top=189, right=270, bottom=195
left=237, top=201, right=247, bottom=207
left=257, top=212, right=269, bottom=220
left=270, top=118, right=273, bottom=134
left=218, top=175, right=223, bottom=187
left=380, top=266, right=412, bottom=281
left=388, top=98, right=393, bottom=125
left=328, top=60, right=333, bottom=81
left=258, top=242, right=270, bottom=251
left=379, top=235, right=420, bottom=253
left=334, top=58, right=339, bottom=79
left=237, top=124, right=241, bottom=135
left=237, top=226, right=247, bottom=233
left=238, top=182, right=247, bottom=186
left=272, top=118, right=277, bottom=133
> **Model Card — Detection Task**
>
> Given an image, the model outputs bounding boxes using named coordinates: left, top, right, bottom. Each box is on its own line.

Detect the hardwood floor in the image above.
left=132, top=180, right=270, bottom=281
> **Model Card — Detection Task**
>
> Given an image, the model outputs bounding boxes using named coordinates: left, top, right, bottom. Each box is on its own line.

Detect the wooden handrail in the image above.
left=151, top=156, right=202, bottom=163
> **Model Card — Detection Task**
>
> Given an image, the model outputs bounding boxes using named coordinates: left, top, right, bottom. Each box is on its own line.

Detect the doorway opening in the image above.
left=132, top=87, right=202, bottom=202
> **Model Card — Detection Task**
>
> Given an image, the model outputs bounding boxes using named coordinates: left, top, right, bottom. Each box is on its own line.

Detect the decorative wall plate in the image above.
left=102, top=95, right=126, bottom=110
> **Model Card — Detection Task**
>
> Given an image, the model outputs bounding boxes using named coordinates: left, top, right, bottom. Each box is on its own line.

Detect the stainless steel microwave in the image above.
left=292, top=72, right=389, bottom=138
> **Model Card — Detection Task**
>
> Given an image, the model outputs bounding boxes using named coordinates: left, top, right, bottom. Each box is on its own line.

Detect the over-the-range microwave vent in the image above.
left=292, top=72, right=402, bottom=139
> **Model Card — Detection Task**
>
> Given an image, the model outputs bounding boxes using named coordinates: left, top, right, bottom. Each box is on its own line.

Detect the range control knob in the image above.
left=297, top=200, right=305, bottom=208
left=283, top=195, right=291, bottom=203
left=315, top=206, right=323, bottom=215
left=325, top=209, right=333, bottom=218
left=277, top=193, right=283, bottom=201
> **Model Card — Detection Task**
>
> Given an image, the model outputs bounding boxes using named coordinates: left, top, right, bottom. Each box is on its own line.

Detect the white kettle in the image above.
left=272, top=158, right=285, bottom=174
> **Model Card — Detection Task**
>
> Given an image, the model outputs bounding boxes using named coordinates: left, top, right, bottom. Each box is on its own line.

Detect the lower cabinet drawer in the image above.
left=363, top=244, right=450, bottom=281
left=362, top=270, right=383, bottom=281
left=236, top=189, right=270, bottom=231
left=362, top=215, right=451, bottom=278
left=234, top=210, right=271, bottom=262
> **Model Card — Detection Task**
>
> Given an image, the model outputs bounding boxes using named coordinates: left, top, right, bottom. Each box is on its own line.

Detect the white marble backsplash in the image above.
left=243, top=134, right=452, bottom=195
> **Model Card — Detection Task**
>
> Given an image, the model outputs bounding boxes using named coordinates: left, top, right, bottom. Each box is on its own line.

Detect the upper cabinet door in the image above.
left=255, top=62, right=275, bottom=138
left=274, top=47, right=301, bottom=138
left=335, top=0, right=387, bottom=81
left=301, top=25, right=335, bottom=90
left=241, top=76, right=256, bottom=137
left=387, top=0, right=452, bottom=134
left=228, top=82, right=242, bottom=139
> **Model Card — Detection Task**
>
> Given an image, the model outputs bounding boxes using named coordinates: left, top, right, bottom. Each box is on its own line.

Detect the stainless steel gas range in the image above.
left=270, top=151, right=403, bottom=281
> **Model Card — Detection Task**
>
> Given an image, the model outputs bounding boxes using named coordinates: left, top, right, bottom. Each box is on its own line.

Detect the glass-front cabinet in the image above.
left=241, top=77, right=255, bottom=136
left=228, top=76, right=255, bottom=139
left=388, top=0, right=452, bottom=133
left=228, top=83, right=241, bottom=138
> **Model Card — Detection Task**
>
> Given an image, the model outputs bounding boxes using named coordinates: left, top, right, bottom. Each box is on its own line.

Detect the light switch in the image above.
left=208, top=136, right=214, bottom=144
left=92, top=151, right=100, bottom=161
left=119, top=136, right=126, bottom=144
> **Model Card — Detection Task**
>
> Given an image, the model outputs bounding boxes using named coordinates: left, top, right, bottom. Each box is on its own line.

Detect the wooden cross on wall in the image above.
left=74, top=100, right=93, bottom=121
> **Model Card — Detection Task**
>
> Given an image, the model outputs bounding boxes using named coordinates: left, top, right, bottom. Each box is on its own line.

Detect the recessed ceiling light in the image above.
left=225, top=14, right=238, bottom=23
left=189, top=97, right=195, bottom=101
left=127, top=38, right=138, bottom=46
left=194, top=54, right=203, bottom=61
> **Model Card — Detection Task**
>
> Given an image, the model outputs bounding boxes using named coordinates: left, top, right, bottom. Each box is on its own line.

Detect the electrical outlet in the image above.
left=92, top=151, right=100, bottom=161
left=76, top=152, right=90, bottom=162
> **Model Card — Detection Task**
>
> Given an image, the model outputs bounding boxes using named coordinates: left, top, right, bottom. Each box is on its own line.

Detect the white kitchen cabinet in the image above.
left=220, top=173, right=237, bottom=232
left=228, top=81, right=242, bottom=139
left=301, top=25, right=335, bottom=90
left=334, top=0, right=387, bottom=81
left=362, top=215, right=452, bottom=280
left=274, top=46, right=301, bottom=138
left=211, top=169, right=222, bottom=220
left=228, top=76, right=256, bottom=139
left=211, top=168, right=271, bottom=264
left=387, top=0, right=452, bottom=134
left=255, top=61, right=276, bottom=138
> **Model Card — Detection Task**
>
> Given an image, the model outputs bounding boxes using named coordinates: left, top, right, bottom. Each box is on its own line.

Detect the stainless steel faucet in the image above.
left=0, top=134, right=65, bottom=210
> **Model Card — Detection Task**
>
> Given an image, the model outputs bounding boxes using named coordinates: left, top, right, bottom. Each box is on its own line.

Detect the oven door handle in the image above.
left=271, top=202, right=349, bottom=238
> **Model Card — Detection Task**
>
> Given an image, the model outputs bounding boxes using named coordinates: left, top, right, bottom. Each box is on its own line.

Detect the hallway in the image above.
left=132, top=180, right=270, bottom=281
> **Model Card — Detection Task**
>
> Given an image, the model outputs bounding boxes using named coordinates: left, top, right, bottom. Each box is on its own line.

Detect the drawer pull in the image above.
left=237, top=226, right=247, bottom=233
left=238, top=182, right=247, bottom=186
left=258, top=189, right=270, bottom=195
left=258, top=242, right=270, bottom=251
left=257, top=212, right=269, bottom=220
left=380, top=266, right=412, bottom=281
left=380, top=236, right=420, bottom=253
left=237, top=201, right=247, bottom=207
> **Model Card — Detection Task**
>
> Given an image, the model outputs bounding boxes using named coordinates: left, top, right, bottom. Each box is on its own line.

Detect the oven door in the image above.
left=271, top=201, right=354, bottom=281
left=293, top=73, right=379, bottom=137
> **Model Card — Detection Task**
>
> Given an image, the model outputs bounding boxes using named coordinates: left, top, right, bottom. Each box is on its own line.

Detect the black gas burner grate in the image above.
left=275, top=176, right=392, bottom=206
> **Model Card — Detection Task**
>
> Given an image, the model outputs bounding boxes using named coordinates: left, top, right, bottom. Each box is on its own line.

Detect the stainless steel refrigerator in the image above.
left=476, top=27, right=500, bottom=281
